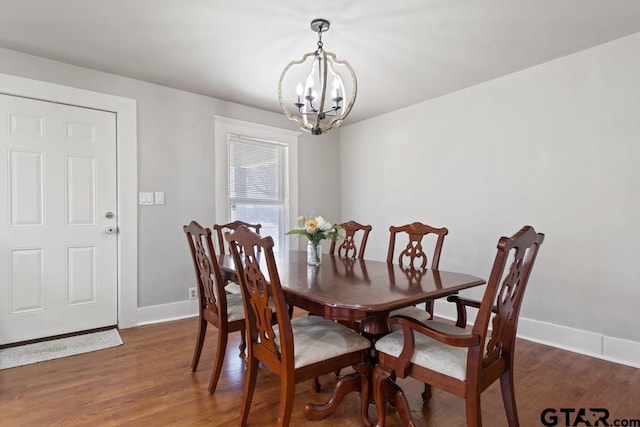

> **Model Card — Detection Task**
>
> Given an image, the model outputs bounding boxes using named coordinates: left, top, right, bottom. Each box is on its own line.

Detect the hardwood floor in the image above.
left=1, top=312, right=639, bottom=426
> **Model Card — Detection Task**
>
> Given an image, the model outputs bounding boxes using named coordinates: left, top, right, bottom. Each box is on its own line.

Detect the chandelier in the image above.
left=278, top=19, right=357, bottom=135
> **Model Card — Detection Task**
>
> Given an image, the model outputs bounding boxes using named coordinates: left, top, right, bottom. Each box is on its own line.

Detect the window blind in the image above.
left=228, top=135, right=285, bottom=203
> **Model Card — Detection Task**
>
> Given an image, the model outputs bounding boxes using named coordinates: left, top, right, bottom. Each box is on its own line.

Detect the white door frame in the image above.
left=0, top=72, right=138, bottom=328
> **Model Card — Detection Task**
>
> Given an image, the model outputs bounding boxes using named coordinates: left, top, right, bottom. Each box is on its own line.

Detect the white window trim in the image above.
left=214, top=116, right=300, bottom=250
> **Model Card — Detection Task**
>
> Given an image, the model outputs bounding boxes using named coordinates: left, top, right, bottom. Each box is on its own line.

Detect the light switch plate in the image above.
left=154, top=192, right=165, bottom=205
left=138, top=192, right=154, bottom=205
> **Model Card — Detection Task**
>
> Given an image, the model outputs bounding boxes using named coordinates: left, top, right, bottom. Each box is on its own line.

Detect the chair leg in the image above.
left=425, top=300, right=434, bottom=318
left=310, top=365, right=348, bottom=392
left=239, top=355, right=258, bottom=427
left=208, top=329, right=229, bottom=393
left=373, top=365, right=392, bottom=427
left=465, top=394, right=483, bottom=427
left=500, top=369, right=520, bottom=427
left=422, top=383, right=432, bottom=402
left=191, top=318, right=207, bottom=371
left=277, top=373, right=296, bottom=426
left=238, top=327, right=247, bottom=356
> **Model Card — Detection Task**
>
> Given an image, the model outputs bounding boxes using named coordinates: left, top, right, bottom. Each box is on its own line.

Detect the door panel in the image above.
left=0, top=94, right=117, bottom=344
left=9, top=150, right=44, bottom=226
left=9, top=248, right=44, bottom=313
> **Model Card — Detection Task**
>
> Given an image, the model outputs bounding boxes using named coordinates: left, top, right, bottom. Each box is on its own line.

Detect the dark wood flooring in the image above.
left=1, top=312, right=639, bottom=426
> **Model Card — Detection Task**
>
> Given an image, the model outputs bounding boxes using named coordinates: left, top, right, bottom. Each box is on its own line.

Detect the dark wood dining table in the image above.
left=217, top=250, right=485, bottom=423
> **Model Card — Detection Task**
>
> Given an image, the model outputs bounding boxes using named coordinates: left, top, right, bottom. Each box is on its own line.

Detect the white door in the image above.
left=0, top=94, right=117, bottom=345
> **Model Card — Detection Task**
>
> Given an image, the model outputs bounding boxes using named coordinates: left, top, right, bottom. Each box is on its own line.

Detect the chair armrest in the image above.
left=389, top=315, right=480, bottom=377
left=389, top=315, right=480, bottom=347
left=446, top=295, right=481, bottom=309
left=447, top=295, right=497, bottom=328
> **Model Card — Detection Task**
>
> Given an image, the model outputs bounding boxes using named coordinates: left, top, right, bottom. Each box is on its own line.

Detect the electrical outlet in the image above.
left=189, top=287, right=197, bottom=300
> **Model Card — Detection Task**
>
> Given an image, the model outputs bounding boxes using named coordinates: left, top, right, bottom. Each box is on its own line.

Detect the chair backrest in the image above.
left=183, top=221, right=228, bottom=322
left=225, top=225, right=294, bottom=369
left=213, top=220, right=262, bottom=255
left=471, top=225, right=544, bottom=375
left=386, top=222, right=448, bottom=269
left=329, top=220, right=372, bottom=259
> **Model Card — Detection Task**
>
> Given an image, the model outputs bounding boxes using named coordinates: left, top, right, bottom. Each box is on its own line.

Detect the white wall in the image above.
left=339, top=33, right=640, bottom=365
left=3, top=32, right=638, bottom=366
left=295, top=131, right=342, bottom=249
left=0, top=48, right=342, bottom=312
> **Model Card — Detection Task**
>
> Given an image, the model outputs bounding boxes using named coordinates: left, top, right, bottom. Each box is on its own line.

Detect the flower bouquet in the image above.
left=286, top=215, right=342, bottom=265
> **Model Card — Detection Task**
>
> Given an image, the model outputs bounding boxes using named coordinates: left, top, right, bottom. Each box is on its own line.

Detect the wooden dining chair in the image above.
left=322, top=220, right=372, bottom=386
left=183, top=221, right=246, bottom=393
left=329, top=220, right=372, bottom=259
left=214, top=219, right=262, bottom=255
left=225, top=225, right=372, bottom=427
left=373, top=225, right=544, bottom=427
left=213, top=220, right=262, bottom=294
left=386, top=221, right=449, bottom=321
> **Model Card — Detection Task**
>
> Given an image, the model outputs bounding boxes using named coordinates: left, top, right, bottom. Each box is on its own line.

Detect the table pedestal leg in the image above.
left=304, top=315, right=390, bottom=425
left=305, top=362, right=372, bottom=426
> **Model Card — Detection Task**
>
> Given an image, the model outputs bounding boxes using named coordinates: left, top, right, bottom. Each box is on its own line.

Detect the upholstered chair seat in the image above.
left=224, top=292, right=245, bottom=322
left=225, top=292, right=277, bottom=322
left=388, top=306, right=431, bottom=327
left=273, top=315, right=371, bottom=369
left=376, top=320, right=479, bottom=381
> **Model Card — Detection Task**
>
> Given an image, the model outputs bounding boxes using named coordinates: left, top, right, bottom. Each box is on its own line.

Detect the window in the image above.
left=214, top=117, right=300, bottom=252
left=228, top=135, right=286, bottom=250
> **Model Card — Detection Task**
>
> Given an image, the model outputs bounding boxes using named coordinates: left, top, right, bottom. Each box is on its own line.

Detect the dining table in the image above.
left=218, top=250, right=485, bottom=423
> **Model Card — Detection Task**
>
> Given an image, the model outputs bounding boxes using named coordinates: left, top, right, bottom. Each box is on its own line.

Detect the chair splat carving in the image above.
left=386, top=221, right=449, bottom=320
left=329, top=220, right=372, bottom=259
left=387, top=221, right=448, bottom=269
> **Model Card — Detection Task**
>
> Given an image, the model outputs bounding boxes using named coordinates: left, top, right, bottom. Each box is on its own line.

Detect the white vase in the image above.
left=307, top=241, right=322, bottom=266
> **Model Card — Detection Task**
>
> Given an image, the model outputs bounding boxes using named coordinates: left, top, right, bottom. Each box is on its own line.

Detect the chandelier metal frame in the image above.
left=278, top=18, right=357, bottom=135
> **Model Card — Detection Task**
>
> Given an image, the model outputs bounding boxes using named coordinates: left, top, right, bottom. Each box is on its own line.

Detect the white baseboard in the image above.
left=137, top=300, right=640, bottom=369
left=136, top=300, right=198, bottom=326
left=434, top=303, right=640, bottom=369
left=602, top=335, right=640, bottom=369
left=517, top=317, right=640, bottom=369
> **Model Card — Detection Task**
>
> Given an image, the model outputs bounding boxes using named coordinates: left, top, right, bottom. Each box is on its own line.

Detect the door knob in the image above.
left=105, top=226, right=116, bottom=235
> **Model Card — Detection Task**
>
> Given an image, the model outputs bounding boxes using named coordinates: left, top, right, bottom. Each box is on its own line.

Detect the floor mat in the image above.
left=0, top=329, right=123, bottom=370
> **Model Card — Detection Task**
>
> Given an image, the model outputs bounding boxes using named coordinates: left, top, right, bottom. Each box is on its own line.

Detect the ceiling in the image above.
left=1, top=0, right=640, bottom=124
